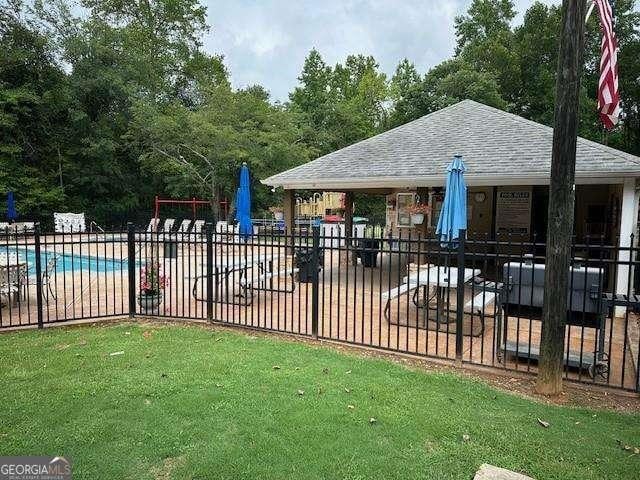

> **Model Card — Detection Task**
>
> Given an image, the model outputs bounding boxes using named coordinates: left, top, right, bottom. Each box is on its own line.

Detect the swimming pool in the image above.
left=0, top=247, right=129, bottom=274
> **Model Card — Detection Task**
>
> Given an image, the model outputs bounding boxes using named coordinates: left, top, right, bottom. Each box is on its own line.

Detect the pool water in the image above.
left=1, top=247, right=128, bottom=274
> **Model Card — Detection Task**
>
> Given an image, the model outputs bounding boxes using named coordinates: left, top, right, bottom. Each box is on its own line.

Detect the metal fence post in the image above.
left=311, top=225, right=320, bottom=338
left=127, top=222, right=136, bottom=318
left=34, top=223, right=44, bottom=329
left=206, top=222, right=214, bottom=322
left=455, top=228, right=466, bottom=362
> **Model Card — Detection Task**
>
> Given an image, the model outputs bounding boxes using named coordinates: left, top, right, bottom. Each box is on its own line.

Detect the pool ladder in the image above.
left=89, top=221, right=105, bottom=233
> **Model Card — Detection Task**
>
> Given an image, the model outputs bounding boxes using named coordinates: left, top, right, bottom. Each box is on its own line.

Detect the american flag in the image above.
left=594, top=0, right=620, bottom=129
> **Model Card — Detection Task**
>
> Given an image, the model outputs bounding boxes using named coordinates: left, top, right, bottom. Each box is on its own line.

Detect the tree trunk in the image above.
left=210, top=182, right=220, bottom=221
left=536, top=0, right=586, bottom=396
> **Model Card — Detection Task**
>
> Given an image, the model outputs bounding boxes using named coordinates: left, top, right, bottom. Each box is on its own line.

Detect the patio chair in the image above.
left=146, top=218, right=160, bottom=232
left=0, top=264, right=23, bottom=307
left=25, top=254, right=59, bottom=303
left=177, top=219, right=192, bottom=233
left=15, top=222, right=35, bottom=234
left=191, top=220, right=206, bottom=239
left=162, top=218, right=175, bottom=233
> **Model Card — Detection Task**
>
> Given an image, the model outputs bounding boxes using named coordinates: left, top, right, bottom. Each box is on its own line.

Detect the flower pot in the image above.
left=411, top=213, right=425, bottom=225
left=273, top=211, right=284, bottom=221
left=138, top=292, right=163, bottom=313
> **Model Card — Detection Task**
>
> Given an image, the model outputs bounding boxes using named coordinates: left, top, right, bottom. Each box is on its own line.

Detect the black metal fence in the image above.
left=1, top=223, right=639, bottom=392
left=1, top=227, right=129, bottom=327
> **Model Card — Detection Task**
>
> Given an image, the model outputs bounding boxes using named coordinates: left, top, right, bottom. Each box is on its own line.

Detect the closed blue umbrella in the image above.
left=235, top=163, right=253, bottom=240
left=436, top=155, right=467, bottom=247
left=6, top=191, right=17, bottom=222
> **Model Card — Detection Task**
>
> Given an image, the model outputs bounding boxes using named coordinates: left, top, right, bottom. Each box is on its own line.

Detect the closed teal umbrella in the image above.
left=436, top=155, right=467, bottom=247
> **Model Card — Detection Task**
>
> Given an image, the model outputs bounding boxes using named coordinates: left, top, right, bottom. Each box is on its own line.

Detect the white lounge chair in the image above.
left=177, top=219, right=192, bottom=233
left=54, top=212, right=86, bottom=233
left=147, top=218, right=160, bottom=232
left=11, top=222, right=35, bottom=235
left=162, top=218, right=175, bottom=233
left=190, top=220, right=206, bottom=240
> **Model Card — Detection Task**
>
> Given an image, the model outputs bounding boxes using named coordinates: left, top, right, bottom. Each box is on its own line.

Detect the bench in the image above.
left=464, top=291, right=496, bottom=315
left=382, top=282, right=423, bottom=320
left=381, top=282, right=416, bottom=302
left=241, top=268, right=299, bottom=286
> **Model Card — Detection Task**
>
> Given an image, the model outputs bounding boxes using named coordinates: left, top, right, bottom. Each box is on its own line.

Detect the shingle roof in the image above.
left=263, top=100, right=640, bottom=189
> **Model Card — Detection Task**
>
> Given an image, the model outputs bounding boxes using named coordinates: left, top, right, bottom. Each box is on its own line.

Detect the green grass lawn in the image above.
left=0, top=322, right=638, bottom=480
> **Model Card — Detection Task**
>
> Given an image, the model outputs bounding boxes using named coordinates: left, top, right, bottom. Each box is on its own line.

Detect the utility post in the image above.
left=536, top=0, right=587, bottom=396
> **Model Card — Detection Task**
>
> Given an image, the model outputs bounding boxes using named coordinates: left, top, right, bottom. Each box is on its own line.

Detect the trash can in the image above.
left=163, top=240, right=178, bottom=259
left=295, top=247, right=323, bottom=283
left=357, top=238, right=380, bottom=267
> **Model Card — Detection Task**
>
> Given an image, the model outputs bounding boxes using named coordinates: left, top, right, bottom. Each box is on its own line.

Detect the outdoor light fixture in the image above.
left=474, top=192, right=486, bottom=203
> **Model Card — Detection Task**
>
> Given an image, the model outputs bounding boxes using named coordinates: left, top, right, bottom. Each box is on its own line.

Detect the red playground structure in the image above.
left=153, top=196, right=229, bottom=220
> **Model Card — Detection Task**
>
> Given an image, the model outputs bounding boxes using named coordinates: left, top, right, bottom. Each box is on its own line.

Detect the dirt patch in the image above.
left=150, top=455, right=185, bottom=480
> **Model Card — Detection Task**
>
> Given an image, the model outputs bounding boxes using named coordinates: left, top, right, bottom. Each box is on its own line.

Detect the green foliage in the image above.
left=132, top=84, right=311, bottom=219
left=388, top=58, right=423, bottom=127
left=1, top=0, right=640, bottom=226
left=0, top=4, right=69, bottom=220
left=424, top=58, right=507, bottom=110
left=289, top=50, right=388, bottom=155
left=454, top=0, right=516, bottom=53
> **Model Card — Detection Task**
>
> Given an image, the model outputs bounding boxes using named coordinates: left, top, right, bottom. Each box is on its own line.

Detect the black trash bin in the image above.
left=295, top=247, right=323, bottom=283
left=357, top=238, right=380, bottom=267
left=163, top=240, right=178, bottom=259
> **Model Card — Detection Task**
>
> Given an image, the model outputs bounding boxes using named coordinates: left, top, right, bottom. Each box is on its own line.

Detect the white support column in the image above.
left=615, top=178, right=639, bottom=316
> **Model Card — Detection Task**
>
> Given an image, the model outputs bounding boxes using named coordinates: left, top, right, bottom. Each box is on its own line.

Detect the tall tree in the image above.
left=455, top=0, right=519, bottom=103
left=388, top=58, right=423, bottom=127
left=133, top=82, right=311, bottom=218
left=422, top=58, right=507, bottom=110
left=0, top=1, right=71, bottom=220
left=289, top=49, right=389, bottom=154
left=455, top=0, right=516, bottom=52
left=329, top=54, right=388, bottom=148
left=288, top=48, right=334, bottom=155
left=512, top=2, right=561, bottom=123
left=80, top=0, right=209, bottom=101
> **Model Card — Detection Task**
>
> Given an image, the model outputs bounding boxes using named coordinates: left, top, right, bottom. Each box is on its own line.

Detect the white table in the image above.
left=404, top=266, right=480, bottom=288
left=403, top=266, right=481, bottom=324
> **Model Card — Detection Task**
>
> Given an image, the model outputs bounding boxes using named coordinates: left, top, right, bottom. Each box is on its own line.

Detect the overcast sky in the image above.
left=203, top=0, right=561, bottom=102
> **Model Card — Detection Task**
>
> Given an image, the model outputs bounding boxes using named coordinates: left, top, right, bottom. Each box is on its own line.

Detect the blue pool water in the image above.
left=1, top=247, right=128, bottom=274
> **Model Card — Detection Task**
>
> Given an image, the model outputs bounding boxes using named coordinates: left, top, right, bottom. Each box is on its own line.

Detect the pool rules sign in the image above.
left=495, top=187, right=532, bottom=236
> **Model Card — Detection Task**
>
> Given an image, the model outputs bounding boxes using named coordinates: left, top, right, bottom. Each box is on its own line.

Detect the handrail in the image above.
left=89, top=221, right=105, bottom=233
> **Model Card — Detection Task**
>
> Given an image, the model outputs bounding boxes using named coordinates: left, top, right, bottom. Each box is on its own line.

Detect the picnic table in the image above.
left=191, top=253, right=297, bottom=305
left=407, top=266, right=481, bottom=323
left=383, top=265, right=493, bottom=328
